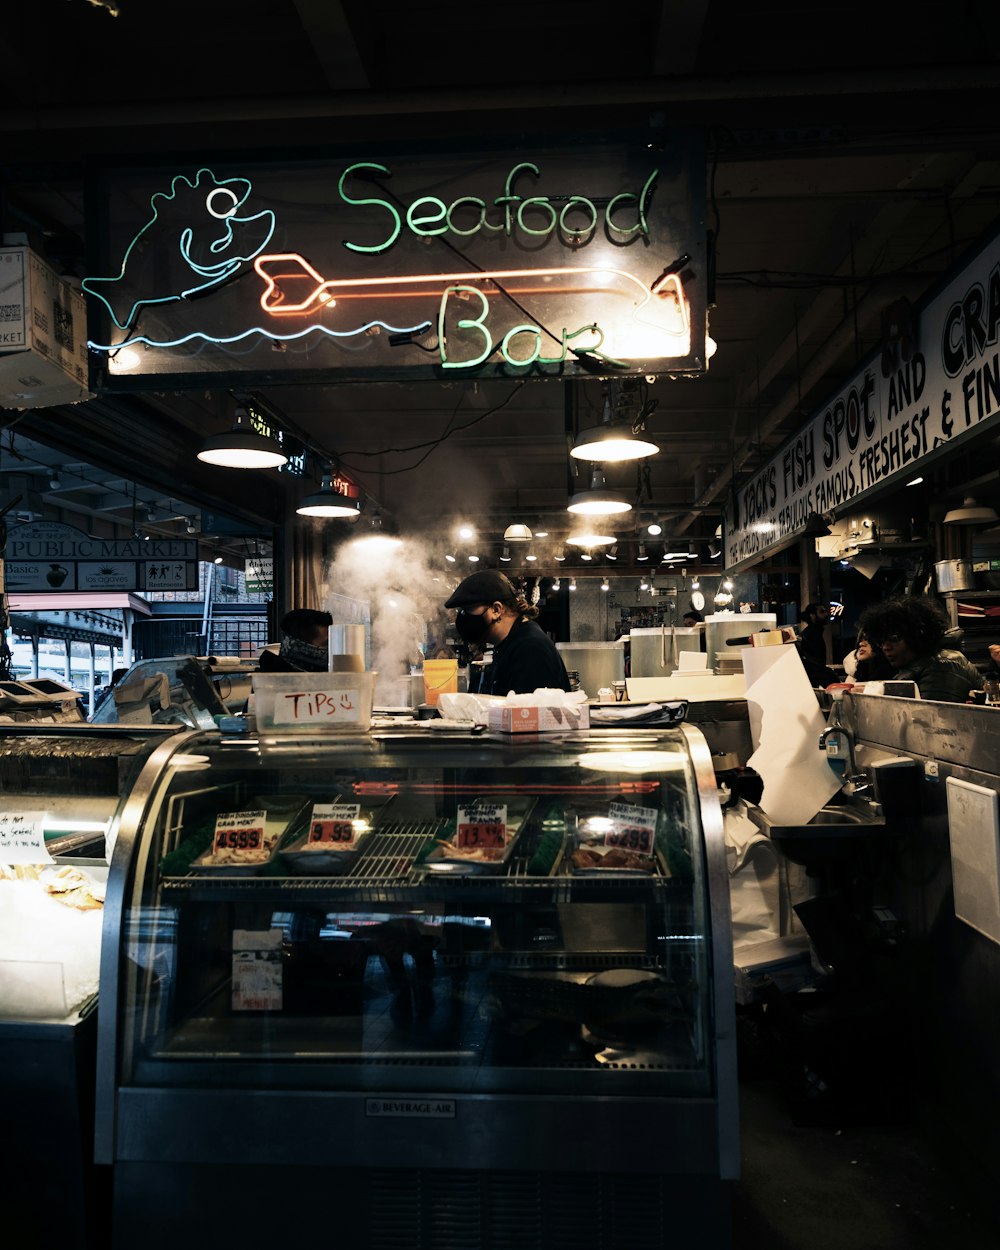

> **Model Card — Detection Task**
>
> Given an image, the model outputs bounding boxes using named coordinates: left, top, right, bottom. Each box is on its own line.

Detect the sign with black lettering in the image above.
left=605, top=802, right=657, bottom=857
left=723, top=227, right=1000, bottom=571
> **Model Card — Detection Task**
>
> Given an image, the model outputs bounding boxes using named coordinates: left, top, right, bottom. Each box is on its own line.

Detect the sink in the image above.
left=746, top=797, right=888, bottom=867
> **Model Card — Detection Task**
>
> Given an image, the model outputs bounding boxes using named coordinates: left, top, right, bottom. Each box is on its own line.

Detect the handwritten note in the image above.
left=0, top=810, right=53, bottom=865
left=272, top=689, right=360, bottom=726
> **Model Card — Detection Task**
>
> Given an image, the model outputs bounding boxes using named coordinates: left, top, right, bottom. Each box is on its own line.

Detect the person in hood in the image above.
left=258, top=608, right=332, bottom=673
left=445, top=570, right=569, bottom=696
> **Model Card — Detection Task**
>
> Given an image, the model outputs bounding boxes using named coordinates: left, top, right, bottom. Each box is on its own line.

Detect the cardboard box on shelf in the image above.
left=0, top=247, right=93, bottom=409
left=487, top=703, right=590, bottom=734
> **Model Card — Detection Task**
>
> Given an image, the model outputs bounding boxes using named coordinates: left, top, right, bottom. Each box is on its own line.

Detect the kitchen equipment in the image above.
left=555, top=642, right=625, bottom=698
left=629, top=627, right=700, bottom=678
left=934, top=559, right=974, bottom=592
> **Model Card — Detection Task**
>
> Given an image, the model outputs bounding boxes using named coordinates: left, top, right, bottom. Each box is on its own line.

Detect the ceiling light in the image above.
left=691, top=576, right=700, bottom=590
left=943, top=495, right=999, bottom=525
left=468, top=554, right=480, bottom=562
left=636, top=543, right=648, bottom=561
left=552, top=578, right=561, bottom=591
left=525, top=551, right=537, bottom=562
left=554, top=548, right=566, bottom=562
left=580, top=551, right=592, bottom=561
left=640, top=577, right=649, bottom=591
left=296, top=470, right=362, bottom=519
left=600, top=577, right=610, bottom=591
left=503, top=523, right=533, bottom=542
left=606, top=544, right=618, bottom=561
left=907, top=476, right=924, bottom=487
left=459, top=524, right=474, bottom=540
left=198, top=407, right=288, bottom=470
left=213, top=555, right=224, bottom=564
left=445, top=553, right=456, bottom=563
left=566, top=531, right=615, bottom=547
left=646, top=519, right=662, bottom=536
left=351, top=511, right=403, bottom=551
left=571, top=420, right=659, bottom=462
left=499, top=545, right=511, bottom=562
left=534, top=527, right=550, bottom=538
left=48, top=470, right=61, bottom=490
left=568, top=578, right=577, bottom=591
left=567, top=468, right=632, bottom=516
left=185, top=519, right=198, bottom=534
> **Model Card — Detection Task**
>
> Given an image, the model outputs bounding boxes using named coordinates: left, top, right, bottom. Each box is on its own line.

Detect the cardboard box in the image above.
left=0, top=247, right=93, bottom=408
left=487, top=703, right=590, bottom=733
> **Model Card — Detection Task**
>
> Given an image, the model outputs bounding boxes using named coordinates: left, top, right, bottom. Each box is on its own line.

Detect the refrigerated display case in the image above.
left=0, top=724, right=177, bottom=1250
left=97, top=723, right=737, bottom=1250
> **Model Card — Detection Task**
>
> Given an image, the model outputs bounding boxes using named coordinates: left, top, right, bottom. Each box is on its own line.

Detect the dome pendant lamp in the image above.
left=296, top=469, right=362, bottom=519
left=567, top=468, right=632, bottom=517
left=198, top=406, right=288, bottom=470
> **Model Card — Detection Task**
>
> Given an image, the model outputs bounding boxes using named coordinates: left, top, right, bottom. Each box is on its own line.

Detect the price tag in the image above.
left=605, top=802, right=657, bottom=856
left=0, top=810, right=53, bottom=865
left=456, top=802, right=508, bottom=850
left=232, top=928, right=283, bottom=1011
left=308, top=803, right=362, bottom=847
left=212, top=810, right=267, bottom=858
left=273, top=689, right=360, bottom=726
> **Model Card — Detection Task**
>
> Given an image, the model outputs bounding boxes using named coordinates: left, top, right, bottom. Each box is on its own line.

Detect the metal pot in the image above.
left=934, top=559, right=974, bottom=592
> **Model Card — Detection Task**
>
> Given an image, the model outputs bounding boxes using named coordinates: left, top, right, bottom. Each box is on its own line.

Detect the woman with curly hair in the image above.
left=858, top=596, right=981, bottom=703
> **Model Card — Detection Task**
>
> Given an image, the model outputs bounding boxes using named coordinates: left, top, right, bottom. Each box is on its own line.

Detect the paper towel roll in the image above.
left=741, top=646, right=789, bottom=750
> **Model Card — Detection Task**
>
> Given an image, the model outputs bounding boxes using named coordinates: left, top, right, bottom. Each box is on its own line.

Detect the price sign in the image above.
left=309, top=803, right=361, bottom=846
left=0, top=810, right=52, bottom=865
left=212, top=810, right=267, bottom=858
left=456, top=802, right=508, bottom=850
left=232, top=928, right=283, bottom=1011
left=605, top=802, right=658, bottom=856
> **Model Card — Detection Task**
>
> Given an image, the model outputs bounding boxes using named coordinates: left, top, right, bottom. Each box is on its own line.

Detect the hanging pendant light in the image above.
left=571, top=393, right=659, bottom=463
left=943, top=495, right=999, bottom=525
left=503, top=523, right=533, bottom=542
left=198, top=406, right=288, bottom=469
left=296, top=469, right=362, bottom=519
left=567, top=468, right=632, bottom=517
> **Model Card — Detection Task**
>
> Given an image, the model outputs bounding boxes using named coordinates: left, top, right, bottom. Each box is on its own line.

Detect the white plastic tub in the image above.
left=251, top=671, right=376, bottom=733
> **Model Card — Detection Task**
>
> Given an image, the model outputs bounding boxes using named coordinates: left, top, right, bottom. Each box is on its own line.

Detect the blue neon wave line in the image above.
left=89, top=318, right=433, bottom=353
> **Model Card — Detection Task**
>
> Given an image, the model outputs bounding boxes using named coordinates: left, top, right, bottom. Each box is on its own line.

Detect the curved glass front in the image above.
left=113, top=727, right=720, bottom=1097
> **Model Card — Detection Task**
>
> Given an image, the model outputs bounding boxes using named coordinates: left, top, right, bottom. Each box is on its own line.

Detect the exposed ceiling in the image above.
left=2, top=0, right=1000, bottom=575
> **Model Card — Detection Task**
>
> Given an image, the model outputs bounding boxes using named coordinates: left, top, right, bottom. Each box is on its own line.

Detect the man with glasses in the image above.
left=859, top=597, right=981, bottom=703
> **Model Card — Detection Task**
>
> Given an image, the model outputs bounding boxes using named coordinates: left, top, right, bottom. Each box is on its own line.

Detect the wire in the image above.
left=338, top=381, right=530, bottom=476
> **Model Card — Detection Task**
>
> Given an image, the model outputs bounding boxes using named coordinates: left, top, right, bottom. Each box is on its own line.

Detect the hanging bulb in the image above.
left=601, top=578, right=609, bottom=591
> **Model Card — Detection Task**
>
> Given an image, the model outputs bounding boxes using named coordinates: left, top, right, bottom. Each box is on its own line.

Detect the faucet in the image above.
left=818, top=722, right=856, bottom=774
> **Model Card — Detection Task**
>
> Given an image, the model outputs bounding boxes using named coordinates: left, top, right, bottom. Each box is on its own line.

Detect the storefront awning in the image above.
left=7, top=593, right=152, bottom=616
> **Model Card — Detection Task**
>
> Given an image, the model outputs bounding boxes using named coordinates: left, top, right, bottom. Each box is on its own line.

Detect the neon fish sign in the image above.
left=85, top=158, right=693, bottom=371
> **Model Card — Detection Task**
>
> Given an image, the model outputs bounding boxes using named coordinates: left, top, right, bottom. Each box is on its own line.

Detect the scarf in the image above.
left=279, top=635, right=329, bottom=672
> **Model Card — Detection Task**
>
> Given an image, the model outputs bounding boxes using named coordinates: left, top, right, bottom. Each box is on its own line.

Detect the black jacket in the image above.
left=484, top=618, right=570, bottom=695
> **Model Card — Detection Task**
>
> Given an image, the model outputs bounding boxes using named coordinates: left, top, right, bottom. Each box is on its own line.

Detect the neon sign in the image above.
left=85, top=141, right=705, bottom=380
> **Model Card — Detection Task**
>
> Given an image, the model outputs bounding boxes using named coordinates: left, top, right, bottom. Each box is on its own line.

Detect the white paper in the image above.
left=741, top=646, right=791, bottom=751
left=745, top=646, right=842, bottom=826
left=0, top=811, right=53, bottom=865
left=678, top=650, right=708, bottom=671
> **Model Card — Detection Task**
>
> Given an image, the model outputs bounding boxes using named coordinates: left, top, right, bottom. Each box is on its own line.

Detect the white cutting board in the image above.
left=626, top=674, right=747, bottom=703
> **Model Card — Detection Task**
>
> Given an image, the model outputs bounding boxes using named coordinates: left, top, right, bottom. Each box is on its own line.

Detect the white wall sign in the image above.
left=723, top=227, right=1000, bottom=572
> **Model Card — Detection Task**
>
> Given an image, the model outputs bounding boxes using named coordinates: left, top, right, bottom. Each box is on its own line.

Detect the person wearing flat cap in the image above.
left=444, top=570, right=570, bottom=695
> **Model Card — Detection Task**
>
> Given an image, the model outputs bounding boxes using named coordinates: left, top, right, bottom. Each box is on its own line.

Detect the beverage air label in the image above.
left=308, top=802, right=362, bottom=847
left=605, top=802, right=657, bottom=856
left=456, top=802, right=508, bottom=850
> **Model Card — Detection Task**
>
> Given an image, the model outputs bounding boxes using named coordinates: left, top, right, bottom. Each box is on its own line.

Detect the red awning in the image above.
left=7, top=592, right=153, bottom=616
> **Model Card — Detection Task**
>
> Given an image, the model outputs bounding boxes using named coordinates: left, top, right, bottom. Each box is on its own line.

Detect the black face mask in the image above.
left=454, top=609, right=492, bottom=646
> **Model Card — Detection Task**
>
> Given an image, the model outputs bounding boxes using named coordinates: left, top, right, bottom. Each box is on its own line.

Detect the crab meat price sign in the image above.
left=212, top=810, right=266, bottom=858
left=456, top=802, right=508, bottom=850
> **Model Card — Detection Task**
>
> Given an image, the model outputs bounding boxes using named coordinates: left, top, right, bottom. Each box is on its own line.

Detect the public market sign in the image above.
left=5, top=520, right=198, bottom=592
left=723, top=225, right=1000, bottom=572
left=83, top=136, right=706, bottom=385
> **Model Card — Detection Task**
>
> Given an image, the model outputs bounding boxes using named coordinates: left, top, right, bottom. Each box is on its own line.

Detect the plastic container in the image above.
left=555, top=642, right=624, bottom=699
left=251, top=671, right=376, bottom=732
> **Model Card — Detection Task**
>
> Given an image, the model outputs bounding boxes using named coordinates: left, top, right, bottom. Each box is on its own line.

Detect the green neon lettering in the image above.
left=446, top=196, right=488, bottom=237
left=406, top=196, right=449, bottom=237
left=606, top=170, right=658, bottom=240
left=559, top=197, right=598, bottom=241
left=563, top=322, right=629, bottom=368
left=495, top=162, right=538, bottom=236
left=439, top=285, right=493, bottom=370
left=517, top=196, right=557, bottom=238
left=501, top=324, right=543, bottom=366
left=340, top=163, right=400, bottom=254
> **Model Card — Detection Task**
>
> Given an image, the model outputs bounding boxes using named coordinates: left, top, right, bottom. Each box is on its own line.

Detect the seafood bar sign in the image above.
left=723, top=224, right=1000, bottom=573
left=5, top=520, right=198, bottom=592
left=82, top=136, right=706, bottom=384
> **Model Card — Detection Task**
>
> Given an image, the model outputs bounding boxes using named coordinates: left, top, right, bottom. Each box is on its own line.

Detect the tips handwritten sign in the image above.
left=0, top=811, right=53, bottom=865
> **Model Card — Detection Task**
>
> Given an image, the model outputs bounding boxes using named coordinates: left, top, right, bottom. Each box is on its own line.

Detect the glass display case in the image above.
left=0, top=724, right=175, bottom=1250
left=98, top=723, right=736, bottom=1250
